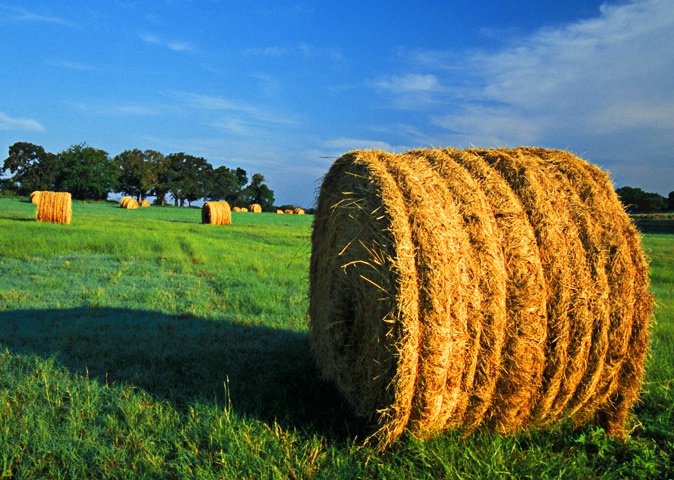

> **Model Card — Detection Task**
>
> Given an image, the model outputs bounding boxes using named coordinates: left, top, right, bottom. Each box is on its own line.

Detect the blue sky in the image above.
left=1, top=0, right=672, bottom=207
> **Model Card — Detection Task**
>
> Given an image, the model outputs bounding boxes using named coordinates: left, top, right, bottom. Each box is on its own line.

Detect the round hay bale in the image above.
left=310, top=147, right=653, bottom=449
left=232, top=206, right=242, bottom=212
left=293, top=207, right=305, bottom=215
left=30, top=191, right=43, bottom=204
left=36, top=191, right=72, bottom=225
left=277, top=209, right=284, bottom=214
left=250, top=203, right=262, bottom=213
left=240, top=207, right=249, bottom=213
left=202, top=201, right=232, bottom=225
left=139, top=199, right=151, bottom=207
left=284, top=209, right=294, bottom=214
left=119, top=196, right=139, bottom=209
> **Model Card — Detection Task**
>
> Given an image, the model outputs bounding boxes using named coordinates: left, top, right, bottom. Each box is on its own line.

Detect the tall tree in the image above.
left=166, top=153, right=212, bottom=206
left=2, top=142, right=59, bottom=195
left=242, top=173, right=275, bottom=210
left=114, top=149, right=159, bottom=201
left=55, top=143, right=118, bottom=200
left=207, top=165, right=242, bottom=204
left=150, top=151, right=171, bottom=205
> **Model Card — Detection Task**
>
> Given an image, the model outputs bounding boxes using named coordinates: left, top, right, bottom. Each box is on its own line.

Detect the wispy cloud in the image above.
left=139, top=32, right=194, bottom=53
left=64, top=100, right=175, bottom=117
left=322, top=137, right=395, bottom=152
left=0, top=112, right=44, bottom=131
left=242, top=42, right=344, bottom=62
left=172, top=91, right=301, bottom=127
left=46, top=59, right=99, bottom=71
left=0, top=5, right=75, bottom=27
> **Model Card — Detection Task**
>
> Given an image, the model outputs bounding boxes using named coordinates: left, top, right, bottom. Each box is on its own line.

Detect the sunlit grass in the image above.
left=0, top=196, right=672, bottom=478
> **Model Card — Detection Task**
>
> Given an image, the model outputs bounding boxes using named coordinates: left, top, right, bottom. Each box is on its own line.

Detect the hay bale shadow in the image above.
left=0, top=307, right=362, bottom=440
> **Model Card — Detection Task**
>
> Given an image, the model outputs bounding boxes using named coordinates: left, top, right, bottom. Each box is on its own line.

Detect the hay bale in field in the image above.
left=202, top=201, right=232, bottom=225
left=250, top=203, right=262, bottom=213
left=232, top=206, right=242, bottom=212
left=119, top=196, right=139, bottom=209
left=240, top=207, right=249, bottom=212
left=36, top=191, right=72, bottom=224
left=30, top=191, right=42, bottom=204
left=293, top=207, right=305, bottom=215
left=284, top=209, right=294, bottom=214
left=139, top=199, right=151, bottom=207
left=277, top=209, right=284, bottom=214
left=310, top=147, right=653, bottom=450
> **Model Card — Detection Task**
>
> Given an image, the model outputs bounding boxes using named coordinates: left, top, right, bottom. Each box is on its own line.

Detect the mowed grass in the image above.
left=0, top=196, right=672, bottom=478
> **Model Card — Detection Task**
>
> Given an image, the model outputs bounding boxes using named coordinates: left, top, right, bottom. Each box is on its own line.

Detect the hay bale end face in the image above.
left=310, top=147, right=653, bottom=449
left=250, top=203, right=262, bottom=213
left=202, top=201, right=232, bottom=225
left=30, top=191, right=43, bottom=204
left=36, top=191, right=72, bottom=224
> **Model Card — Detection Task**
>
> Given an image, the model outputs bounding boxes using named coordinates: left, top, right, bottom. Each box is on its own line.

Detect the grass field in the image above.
left=0, top=196, right=672, bottom=478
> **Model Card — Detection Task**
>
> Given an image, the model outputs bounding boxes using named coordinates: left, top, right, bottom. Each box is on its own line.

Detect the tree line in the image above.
left=1, top=142, right=277, bottom=210
left=616, top=186, right=674, bottom=214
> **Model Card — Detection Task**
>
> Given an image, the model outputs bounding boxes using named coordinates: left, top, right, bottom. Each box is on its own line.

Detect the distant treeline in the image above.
left=616, top=186, right=674, bottom=214
left=1, top=141, right=286, bottom=211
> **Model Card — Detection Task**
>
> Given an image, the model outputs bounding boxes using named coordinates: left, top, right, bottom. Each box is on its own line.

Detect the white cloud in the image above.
left=139, top=32, right=194, bottom=53
left=322, top=137, right=395, bottom=152
left=0, top=5, right=74, bottom=27
left=0, top=112, right=44, bottom=132
left=373, top=74, right=442, bottom=93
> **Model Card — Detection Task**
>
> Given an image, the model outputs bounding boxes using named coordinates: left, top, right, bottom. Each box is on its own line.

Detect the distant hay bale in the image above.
left=250, top=203, right=262, bottom=213
left=30, top=191, right=42, bottom=204
left=277, top=209, right=284, bottom=214
left=202, top=201, right=232, bottom=225
left=284, top=209, right=294, bottom=214
left=119, top=196, right=139, bottom=209
left=139, top=199, right=151, bottom=207
left=36, top=191, right=72, bottom=225
left=293, top=207, right=305, bottom=215
left=240, top=207, right=249, bottom=213
left=232, top=207, right=242, bottom=212
left=310, top=147, right=653, bottom=450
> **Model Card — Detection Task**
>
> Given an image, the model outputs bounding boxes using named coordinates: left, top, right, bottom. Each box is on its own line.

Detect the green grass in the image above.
left=0, top=196, right=672, bottom=478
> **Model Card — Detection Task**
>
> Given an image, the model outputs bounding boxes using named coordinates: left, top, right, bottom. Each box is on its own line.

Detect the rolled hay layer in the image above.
left=30, top=191, right=43, bottom=204
left=119, top=196, right=139, bottom=209
left=36, top=191, right=72, bottom=224
left=250, top=203, right=262, bottom=213
left=310, top=147, right=653, bottom=449
left=202, top=201, right=232, bottom=225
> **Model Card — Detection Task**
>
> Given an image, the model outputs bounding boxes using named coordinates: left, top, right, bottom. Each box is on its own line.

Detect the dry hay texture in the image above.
left=139, top=199, right=151, bottom=207
left=202, top=201, right=232, bottom=225
left=30, top=191, right=42, bottom=204
left=119, top=196, right=139, bottom=209
left=294, top=207, right=306, bottom=215
left=35, top=191, right=72, bottom=225
left=250, top=203, right=262, bottom=213
left=277, top=209, right=285, bottom=214
left=284, top=209, right=294, bottom=215
left=310, top=147, right=653, bottom=450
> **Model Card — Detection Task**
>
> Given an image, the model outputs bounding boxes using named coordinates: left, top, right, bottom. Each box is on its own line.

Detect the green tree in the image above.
left=150, top=151, right=171, bottom=205
left=668, top=191, right=674, bottom=211
left=55, top=143, right=118, bottom=200
left=166, top=153, right=212, bottom=206
left=2, top=142, right=59, bottom=195
left=616, top=186, right=667, bottom=213
left=207, top=166, right=243, bottom=204
left=114, top=149, right=159, bottom=201
left=242, top=173, right=275, bottom=210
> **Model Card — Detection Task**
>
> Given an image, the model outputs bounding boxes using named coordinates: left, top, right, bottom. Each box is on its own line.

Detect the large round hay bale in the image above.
left=30, top=191, right=43, bottom=204
left=119, top=196, right=139, bottom=209
left=310, top=147, right=653, bottom=449
left=202, top=201, right=232, bottom=225
left=232, top=206, right=242, bottom=212
left=250, top=203, right=262, bottom=213
left=293, top=207, right=305, bottom=215
left=36, top=191, right=72, bottom=225
left=139, top=199, right=151, bottom=207
left=284, top=209, right=294, bottom=214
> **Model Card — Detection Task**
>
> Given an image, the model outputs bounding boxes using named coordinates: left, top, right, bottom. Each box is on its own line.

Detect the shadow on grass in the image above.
left=0, top=307, right=365, bottom=440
